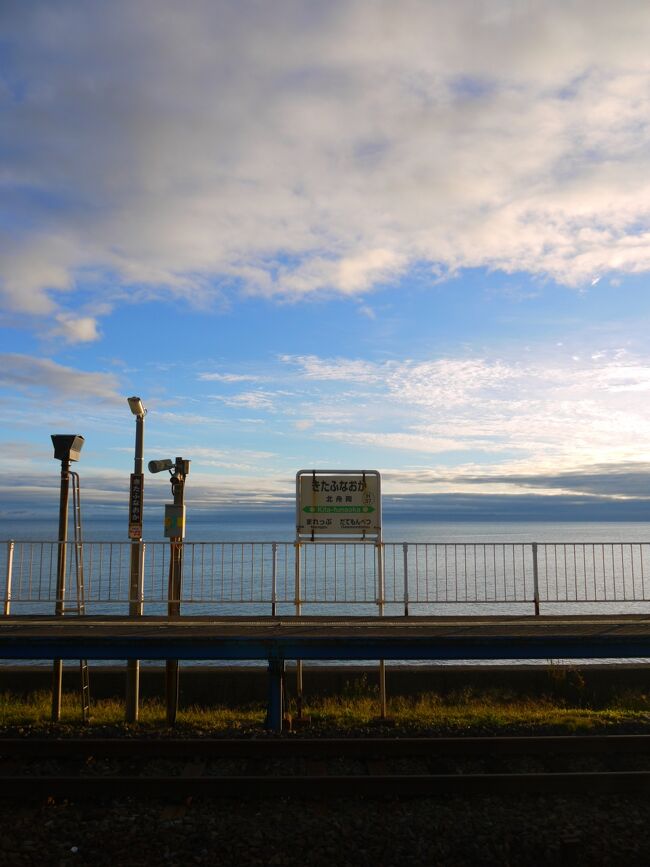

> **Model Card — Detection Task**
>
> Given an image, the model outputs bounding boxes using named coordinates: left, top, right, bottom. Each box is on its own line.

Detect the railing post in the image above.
left=376, top=542, right=385, bottom=616
left=126, top=541, right=145, bottom=723
left=166, top=539, right=183, bottom=726
left=266, top=655, right=285, bottom=732
left=377, top=541, right=386, bottom=718
left=294, top=541, right=303, bottom=717
left=52, top=458, right=71, bottom=722
left=271, top=542, right=277, bottom=617
left=533, top=542, right=540, bottom=616
left=140, top=542, right=146, bottom=608
left=3, top=540, right=14, bottom=616
left=294, top=542, right=301, bottom=616
left=403, top=543, right=409, bottom=617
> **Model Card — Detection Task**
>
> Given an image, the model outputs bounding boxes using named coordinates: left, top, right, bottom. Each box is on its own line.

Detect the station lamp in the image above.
left=51, top=434, right=85, bottom=463
left=148, top=458, right=174, bottom=473
left=127, top=396, right=146, bottom=417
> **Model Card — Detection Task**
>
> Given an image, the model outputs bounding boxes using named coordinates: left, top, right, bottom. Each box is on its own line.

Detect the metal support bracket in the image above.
left=266, top=655, right=285, bottom=732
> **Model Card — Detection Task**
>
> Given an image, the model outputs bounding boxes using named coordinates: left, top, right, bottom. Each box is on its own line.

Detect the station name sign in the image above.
left=296, top=470, right=381, bottom=540
left=128, top=473, right=144, bottom=540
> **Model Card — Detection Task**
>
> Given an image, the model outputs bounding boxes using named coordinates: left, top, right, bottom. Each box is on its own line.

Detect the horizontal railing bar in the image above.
left=5, top=539, right=650, bottom=545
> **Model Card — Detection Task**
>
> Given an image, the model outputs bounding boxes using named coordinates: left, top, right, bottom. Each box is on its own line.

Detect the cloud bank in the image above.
left=3, top=0, right=650, bottom=336
left=0, top=354, right=121, bottom=403
left=279, top=349, right=650, bottom=470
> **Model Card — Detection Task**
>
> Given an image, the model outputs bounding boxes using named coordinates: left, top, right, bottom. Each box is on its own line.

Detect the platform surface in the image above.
left=2, top=614, right=650, bottom=661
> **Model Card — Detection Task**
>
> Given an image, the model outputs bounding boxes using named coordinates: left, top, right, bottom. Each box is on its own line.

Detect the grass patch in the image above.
left=0, top=691, right=264, bottom=731
left=2, top=688, right=650, bottom=734
left=301, top=692, right=644, bottom=732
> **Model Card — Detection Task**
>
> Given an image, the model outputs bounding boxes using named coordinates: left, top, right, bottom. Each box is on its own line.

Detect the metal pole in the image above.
left=166, top=541, right=181, bottom=725
left=52, top=457, right=70, bottom=722
left=403, top=542, right=409, bottom=618
left=294, top=541, right=303, bottom=718
left=126, top=411, right=145, bottom=723
left=377, top=541, right=386, bottom=718
left=3, top=540, right=14, bottom=617
left=533, top=542, right=540, bottom=616
left=266, top=656, right=285, bottom=732
left=271, top=542, right=277, bottom=617
left=294, top=541, right=302, bottom=616
left=166, top=460, right=185, bottom=726
left=377, top=541, right=385, bottom=617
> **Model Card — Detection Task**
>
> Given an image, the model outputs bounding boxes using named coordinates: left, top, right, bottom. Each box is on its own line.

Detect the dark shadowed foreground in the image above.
left=1, top=793, right=650, bottom=866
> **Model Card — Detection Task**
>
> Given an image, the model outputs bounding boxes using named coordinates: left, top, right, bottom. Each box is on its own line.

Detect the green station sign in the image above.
left=296, top=470, right=381, bottom=538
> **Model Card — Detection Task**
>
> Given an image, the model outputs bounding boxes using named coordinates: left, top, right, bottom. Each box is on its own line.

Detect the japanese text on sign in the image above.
left=128, top=473, right=144, bottom=539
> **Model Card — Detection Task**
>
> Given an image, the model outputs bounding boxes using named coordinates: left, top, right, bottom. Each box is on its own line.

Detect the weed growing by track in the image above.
left=2, top=688, right=650, bottom=734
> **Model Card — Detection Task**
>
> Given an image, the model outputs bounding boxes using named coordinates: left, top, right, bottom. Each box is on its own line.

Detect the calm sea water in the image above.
left=5, top=511, right=650, bottom=544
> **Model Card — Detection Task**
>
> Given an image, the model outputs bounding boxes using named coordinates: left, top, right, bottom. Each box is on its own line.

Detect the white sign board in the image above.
left=296, top=470, right=381, bottom=539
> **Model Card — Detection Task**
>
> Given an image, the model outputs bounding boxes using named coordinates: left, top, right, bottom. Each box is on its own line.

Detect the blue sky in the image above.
left=2, top=0, right=650, bottom=520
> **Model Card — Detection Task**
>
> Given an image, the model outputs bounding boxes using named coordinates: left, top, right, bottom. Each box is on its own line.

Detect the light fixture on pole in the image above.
left=125, top=397, right=146, bottom=724
left=127, top=396, right=146, bottom=417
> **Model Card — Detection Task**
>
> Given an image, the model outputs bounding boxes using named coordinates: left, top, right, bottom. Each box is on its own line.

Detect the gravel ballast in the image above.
left=2, top=793, right=650, bottom=866
left=3, top=720, right=650, bottom=865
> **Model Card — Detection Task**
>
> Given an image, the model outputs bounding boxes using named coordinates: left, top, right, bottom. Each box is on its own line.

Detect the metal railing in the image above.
left=2, top=539, right=650, bottom=616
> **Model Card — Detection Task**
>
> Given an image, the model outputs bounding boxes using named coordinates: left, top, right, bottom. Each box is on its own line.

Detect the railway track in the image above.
left=3, top=734, right=650, bottom=799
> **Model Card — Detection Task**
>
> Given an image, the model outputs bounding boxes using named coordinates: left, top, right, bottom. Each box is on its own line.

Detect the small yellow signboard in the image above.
left=164, top=504, right=186, bottom=539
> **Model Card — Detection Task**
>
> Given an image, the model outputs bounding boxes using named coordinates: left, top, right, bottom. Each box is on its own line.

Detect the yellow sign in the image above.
left=164, top=504, right=186, bottom=539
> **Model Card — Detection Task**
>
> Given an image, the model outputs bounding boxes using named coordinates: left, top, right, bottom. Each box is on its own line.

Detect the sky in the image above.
left=2, top=0, right=650, bottom=523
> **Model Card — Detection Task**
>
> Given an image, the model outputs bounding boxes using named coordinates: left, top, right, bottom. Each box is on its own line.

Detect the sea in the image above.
left=3, top=512, right=650, bottom=668
left=5, top=510, right=650, bottom=545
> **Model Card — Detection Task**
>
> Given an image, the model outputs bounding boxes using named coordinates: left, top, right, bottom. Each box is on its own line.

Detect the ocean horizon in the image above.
left=3, top=509, right=650, bottom=544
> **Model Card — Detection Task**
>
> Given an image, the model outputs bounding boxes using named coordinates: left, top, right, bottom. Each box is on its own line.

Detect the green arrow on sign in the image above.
left=303, top=505, right=375, bottom=514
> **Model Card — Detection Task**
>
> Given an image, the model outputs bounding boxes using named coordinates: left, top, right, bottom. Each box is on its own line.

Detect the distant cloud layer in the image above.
left=279, top=349, right=650, bottom=472
left=2, top=0, right=650, bottom=338
left=0, top=354, right=121, bottom=402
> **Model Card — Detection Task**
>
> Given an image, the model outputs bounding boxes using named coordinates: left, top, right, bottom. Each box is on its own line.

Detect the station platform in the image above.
left=2, top=614, right=650, bottom=662
left=3, top=614, right=650, bottom=729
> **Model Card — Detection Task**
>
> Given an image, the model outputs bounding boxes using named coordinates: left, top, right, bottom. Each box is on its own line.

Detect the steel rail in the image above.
left=2, top=734, right=650, bottom=759
left=2, top=772, right=650, bottom=799
left=4, top=735, right=650, bottom=799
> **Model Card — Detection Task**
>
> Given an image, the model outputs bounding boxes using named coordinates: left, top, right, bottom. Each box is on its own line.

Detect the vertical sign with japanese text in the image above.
left=128, top=473, right=144, bottom=539
left=296, top=470, right=381, bottom=539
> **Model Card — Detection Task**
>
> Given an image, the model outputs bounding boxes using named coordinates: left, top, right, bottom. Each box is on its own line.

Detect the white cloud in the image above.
left=3, top=0, right=650, bottom=329
left=0, top=354, right=122, bottom=403
left=212, top=390, right=278, bottom=410
left=323, top=430, right=513, bottom=455
left=269, top=348, right=650, bottom=470
left=169, top=445, right=278, bottom=472
left=50, top=313, right=100, bottom=343
left=188, top=446, right=277, bottom=461
left=277, top=249, right=406, bottom=297
left=198, top=372, right=262, bottom=383
left=152, top=410, right=221, bottom=425
left=2, top=345, right=650, bottom=506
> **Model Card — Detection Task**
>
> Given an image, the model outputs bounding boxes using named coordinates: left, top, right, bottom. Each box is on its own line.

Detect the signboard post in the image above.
left=294, top=470, right=385, bottom=720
